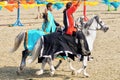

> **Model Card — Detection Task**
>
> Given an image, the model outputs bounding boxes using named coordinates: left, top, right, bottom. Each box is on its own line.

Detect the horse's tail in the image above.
left=27, top=36, right=43, bottom=63
left=10, top=32, right=26, bottom=53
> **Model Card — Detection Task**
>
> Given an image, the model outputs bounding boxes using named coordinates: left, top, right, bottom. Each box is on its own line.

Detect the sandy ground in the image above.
left=0, top=3, right=120, bottom=80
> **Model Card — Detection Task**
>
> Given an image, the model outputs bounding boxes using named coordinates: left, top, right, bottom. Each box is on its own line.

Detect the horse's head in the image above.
left=75, top=15, right=109, bottom=32
left=92, top=15, right=109, bottom=32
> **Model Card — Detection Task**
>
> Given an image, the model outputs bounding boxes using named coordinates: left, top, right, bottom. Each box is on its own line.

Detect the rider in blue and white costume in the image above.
left=27, top=2, right=61, bottom=51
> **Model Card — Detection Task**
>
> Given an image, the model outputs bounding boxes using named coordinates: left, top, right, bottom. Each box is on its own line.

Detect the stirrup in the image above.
left=82, top=50, right=91, bottom=56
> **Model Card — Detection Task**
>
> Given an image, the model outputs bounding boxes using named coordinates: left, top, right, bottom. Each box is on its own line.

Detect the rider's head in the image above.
left=46, top=3, right=53, bottom=11
left=66, top=2, right=72, bottom=9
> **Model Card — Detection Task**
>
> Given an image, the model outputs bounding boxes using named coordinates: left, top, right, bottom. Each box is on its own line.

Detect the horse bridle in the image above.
left=75, top=16, right=105, bottom=31
left=94, top=16, right=105, bottom=30
left=83, top=16, right=104, bottom=31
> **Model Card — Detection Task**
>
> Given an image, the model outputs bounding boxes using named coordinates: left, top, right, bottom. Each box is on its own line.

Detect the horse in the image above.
left=11, top=5, right=61, bottom=74
left=28, top=15, right=109, bottom=77
left=10, top=29, right=49, bottom=75
left=67, top=15, right=109, bottom=77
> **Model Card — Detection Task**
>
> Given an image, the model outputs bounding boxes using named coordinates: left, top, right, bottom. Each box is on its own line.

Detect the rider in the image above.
left=42, top=2, right=61, bottom=33
left=63, top=0, right=91, bottom=56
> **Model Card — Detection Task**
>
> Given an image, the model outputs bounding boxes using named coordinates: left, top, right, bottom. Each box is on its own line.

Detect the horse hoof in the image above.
left=71, top=71, right=77, bottom=75
left=71, top=71, right=75, bottom=75
left=20, top=66, right=24, bottom=71
left=84, top=74, right=90, bottom=78
left=16, top=67, right=23, bottom=75
left=36, top=70, right=43, bottom=75
left=50, top=72, right=54, bottom=76
left=54, top=66, right=57, bottom=70
left=16, top=71, right=20, bottom=75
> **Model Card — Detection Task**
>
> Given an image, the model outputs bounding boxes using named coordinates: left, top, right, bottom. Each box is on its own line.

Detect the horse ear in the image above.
left=94, top=15, right=99, bottom=20
left=94, top=15, right=100, bottom=23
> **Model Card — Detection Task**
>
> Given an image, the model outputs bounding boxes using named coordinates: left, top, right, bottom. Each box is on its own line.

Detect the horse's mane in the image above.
left=75, top=16, right=95, bottom=36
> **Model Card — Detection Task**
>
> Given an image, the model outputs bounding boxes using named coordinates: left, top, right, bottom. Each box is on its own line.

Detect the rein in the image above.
left=84, top=16, right=102, bottom=31
left=76, top=16, right=104, bottom=32
left=88, top=28, right=97, bottom=31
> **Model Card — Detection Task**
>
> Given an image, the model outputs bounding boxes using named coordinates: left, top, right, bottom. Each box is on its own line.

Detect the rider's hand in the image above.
left=78, top=0, right=81, bottom=2
left=59, top=24, right=63, bottom=28
left=45, top=8, right=47, bottom=14
left=76, top=0, right=81, bottom=6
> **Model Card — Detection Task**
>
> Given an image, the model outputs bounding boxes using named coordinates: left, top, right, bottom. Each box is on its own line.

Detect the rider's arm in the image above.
left=67, top=0, right=81, bottom=15
left=54, top=20, right=63, bottom=27
left=43, top=8, right=48, bottom=22
left=54, top=20, right=60, bottom=26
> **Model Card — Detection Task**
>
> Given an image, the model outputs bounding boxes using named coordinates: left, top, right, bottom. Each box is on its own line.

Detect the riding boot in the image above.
left=20, top=49, right=29, bottom=70
left=75, top=31, right=91, bottom=56
left=80, top=40, right=91, bottom=56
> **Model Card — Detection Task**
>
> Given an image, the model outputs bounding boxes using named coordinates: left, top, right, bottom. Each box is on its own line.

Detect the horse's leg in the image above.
left=68, top=58, right=76, bottom=71
left=17, top=49, right=29, bottom=75
left=20, top=49, right=29, bottom=70
left=82, top=56, right=89, bottom=77
left=76, top=56, right=89, bottom=77
left=67, top=58, right=78, bottom=75
left=54, top=60, right=62, bottom=69
left=36, top=58, right=46, bottom=75
left=47, top=57, right=55, bottom=76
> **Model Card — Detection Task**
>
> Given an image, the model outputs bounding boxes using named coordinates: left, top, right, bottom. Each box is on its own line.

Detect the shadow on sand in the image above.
left=0, top=66, right=73, bottom=80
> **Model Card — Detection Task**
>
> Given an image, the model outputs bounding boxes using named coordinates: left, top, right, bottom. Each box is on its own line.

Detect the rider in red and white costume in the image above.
left=63, top=0, right=91, bottom=56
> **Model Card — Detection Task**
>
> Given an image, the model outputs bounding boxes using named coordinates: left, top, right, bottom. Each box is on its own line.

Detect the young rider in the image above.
left=42, top=2, right=61, bottom=33
left=63, top=0, right=91, bottom=56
